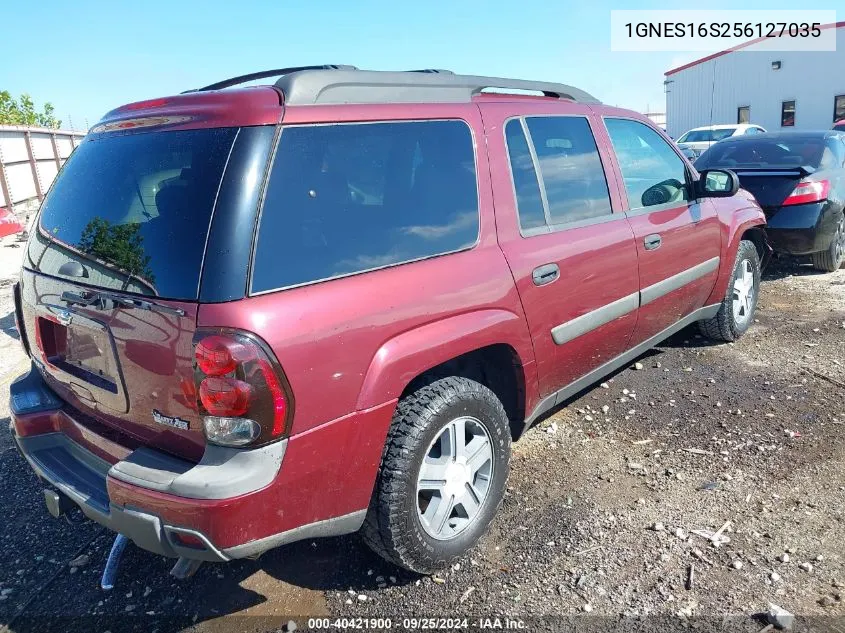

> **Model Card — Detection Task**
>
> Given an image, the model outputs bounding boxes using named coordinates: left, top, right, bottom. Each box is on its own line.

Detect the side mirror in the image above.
left=696, top=169, right=739, bottom=198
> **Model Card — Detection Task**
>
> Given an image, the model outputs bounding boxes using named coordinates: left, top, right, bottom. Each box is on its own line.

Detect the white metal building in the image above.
left=665, top=22, right=845, bottom=139
left=0, top=126, right=85, bottom=220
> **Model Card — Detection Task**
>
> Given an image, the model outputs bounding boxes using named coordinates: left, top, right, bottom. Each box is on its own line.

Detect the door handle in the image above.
left=644, top=234, right=662, bottom=251
left=532, top=263, right=560, bottom=286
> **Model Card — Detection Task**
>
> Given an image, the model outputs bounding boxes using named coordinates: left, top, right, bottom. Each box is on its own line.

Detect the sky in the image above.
left=1, top=0, right=840, bottom=131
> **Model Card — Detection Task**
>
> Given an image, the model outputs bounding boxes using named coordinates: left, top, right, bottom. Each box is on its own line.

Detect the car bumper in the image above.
left=766, top=201, right=840, bottom=256
left=10, top=363, right=395, bottom=561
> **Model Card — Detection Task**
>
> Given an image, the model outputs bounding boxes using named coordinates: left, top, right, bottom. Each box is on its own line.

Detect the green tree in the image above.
left=78, top=217, right=155, bottom=283
left=0, top=91, right=61, bottom=128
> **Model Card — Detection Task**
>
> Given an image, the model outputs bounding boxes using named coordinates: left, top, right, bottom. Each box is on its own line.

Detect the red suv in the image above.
left=11, top=66, right=769, bottom=575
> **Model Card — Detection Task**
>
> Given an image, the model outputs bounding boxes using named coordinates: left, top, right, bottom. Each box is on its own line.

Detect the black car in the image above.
left=696, top=130, right=845, bottom=272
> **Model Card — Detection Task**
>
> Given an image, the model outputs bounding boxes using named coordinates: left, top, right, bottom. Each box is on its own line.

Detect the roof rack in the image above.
left=190, top=66, right=599, bottom=105
left=276, top=69, right=599, bottom=105
left=190, top=65, right=358, bottom=92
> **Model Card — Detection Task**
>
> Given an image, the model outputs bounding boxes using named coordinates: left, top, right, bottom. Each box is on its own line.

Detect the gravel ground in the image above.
left=0, top=252, right=842, bottom=633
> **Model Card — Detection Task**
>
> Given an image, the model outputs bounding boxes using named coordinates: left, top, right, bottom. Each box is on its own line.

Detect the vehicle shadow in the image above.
left=528, top=320, right=710, bottom=432
left=0, top=310, right=19, bottom=341
left=762, top=254, right=828, bottom=282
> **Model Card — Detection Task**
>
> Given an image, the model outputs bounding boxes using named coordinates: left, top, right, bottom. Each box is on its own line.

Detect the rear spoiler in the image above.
left=733, top=165, right=816, bottom=178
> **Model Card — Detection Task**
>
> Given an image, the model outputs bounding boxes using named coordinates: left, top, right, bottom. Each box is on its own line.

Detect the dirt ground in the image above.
left=0, top=241, right=842, bottom=633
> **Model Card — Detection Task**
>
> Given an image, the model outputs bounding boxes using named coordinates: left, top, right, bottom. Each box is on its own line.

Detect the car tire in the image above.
left=699, top=239, right=761, bottom=342
left=361, top=376, right=511, bottom=573
left=810, top=211, right=845, bottom=273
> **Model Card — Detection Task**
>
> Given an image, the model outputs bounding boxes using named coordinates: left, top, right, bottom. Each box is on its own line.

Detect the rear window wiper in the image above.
left=60, top=290, right=186, bottom=317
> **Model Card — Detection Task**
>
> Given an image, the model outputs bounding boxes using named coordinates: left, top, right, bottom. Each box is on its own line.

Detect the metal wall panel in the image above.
left=0, top=127, right=85, bottom=213
left=30, top=134, right=54, bottom=160
left=6, top=163, right=37, bottom=202
left=56, top=137, right=74, bottom=158
left=0, top=132, right=30, bottom=163
left=666, top=26, right=845, bottom=138
left=37, top=161, right=59, bottom=192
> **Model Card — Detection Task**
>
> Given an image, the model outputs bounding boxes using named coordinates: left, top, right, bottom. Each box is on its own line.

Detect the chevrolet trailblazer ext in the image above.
left=11, top=66, right=768, bottom=575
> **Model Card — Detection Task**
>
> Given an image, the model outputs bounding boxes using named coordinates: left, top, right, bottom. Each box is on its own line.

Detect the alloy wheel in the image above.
left=732, top=259, right=756, bottom=326
left=416, top=416, right=494, bottom=541
left=834, top=215, right=845, bottom=266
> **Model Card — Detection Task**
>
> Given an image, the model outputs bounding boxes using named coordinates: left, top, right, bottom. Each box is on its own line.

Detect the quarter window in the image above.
left=604, top=118, right=690, bottom=211
left=504, top=120, right=546, bottom=230
left=251, top=120, right=478, bottom=293
left=781, top=101, right=796, bottom=127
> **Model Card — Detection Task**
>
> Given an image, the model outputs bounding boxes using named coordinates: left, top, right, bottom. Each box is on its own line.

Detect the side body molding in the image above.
left=355, top=309, right=535, bottom=411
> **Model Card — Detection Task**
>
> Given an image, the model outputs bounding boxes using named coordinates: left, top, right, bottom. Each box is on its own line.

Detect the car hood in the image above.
left=677, top=141, right=714, bottom=151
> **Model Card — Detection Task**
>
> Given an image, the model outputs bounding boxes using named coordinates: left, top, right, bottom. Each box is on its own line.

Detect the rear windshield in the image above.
left=251, top=120, right=478, bottom=293
left=696, top=137, right=833, bottom=170
left=678, top=129, right=735, bottom=143
left=26, top=128, right=237, bottom=300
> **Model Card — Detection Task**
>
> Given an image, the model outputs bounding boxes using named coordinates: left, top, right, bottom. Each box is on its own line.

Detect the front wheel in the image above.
left=811, top=212, right=845, bottom=273
left=699, top=239, right=761, bottom=342
left=361, top=376, right=511, bottom=573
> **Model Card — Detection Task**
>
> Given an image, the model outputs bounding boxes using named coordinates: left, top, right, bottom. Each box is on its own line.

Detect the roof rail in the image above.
left=275, top=69, right=599, bottom=105
left=191, top=65, right=358, bottom=92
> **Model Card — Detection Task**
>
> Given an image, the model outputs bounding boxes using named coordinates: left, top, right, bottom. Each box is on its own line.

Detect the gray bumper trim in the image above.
left=108, top=440, right=287, bottom=500
left=14, top=432, right=229, bottom=561
left=223, top=510, right=367, bottom=559
left=14, top=431, right=365, bottom=562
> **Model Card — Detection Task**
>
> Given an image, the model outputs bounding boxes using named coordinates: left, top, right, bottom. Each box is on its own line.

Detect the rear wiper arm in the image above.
left=60, top=290, right=186, bottom=317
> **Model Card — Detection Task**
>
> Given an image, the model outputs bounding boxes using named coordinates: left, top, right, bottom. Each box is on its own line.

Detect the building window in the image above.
left=737, top=106, right=750, bottom=124
left=781, top=101, right=796, bottom=127
left=835, top=95, right=845, bottom=123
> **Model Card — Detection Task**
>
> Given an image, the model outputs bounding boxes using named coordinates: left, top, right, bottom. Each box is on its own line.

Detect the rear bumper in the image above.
left=10, top=363, right=394, bottom=561
left=766, top=201, right=839, bottom=255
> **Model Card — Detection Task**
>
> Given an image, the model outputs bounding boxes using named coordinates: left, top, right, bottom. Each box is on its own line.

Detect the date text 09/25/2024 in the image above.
left=306, top=617, right=528, bottom=630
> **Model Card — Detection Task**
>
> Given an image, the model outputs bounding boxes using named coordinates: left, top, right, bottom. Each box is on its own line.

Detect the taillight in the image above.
left=199, top=377, right=252, bottom=416
left=193, top=329, right=293, bottom=448
left=782, top=179, right=830, bottom=206
left=12, top=282, right=31, bottom=358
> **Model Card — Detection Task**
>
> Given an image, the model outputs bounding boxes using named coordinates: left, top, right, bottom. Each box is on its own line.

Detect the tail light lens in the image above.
left=12, top=282, right=31, bottom=358
left=193, top=329, right=293, bottom=448
left=783, top=179, right=830, bottom=206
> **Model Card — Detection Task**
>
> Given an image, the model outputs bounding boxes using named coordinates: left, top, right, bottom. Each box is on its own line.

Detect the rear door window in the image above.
left=504, top=116, right=613, bottom=233
left=251, top=120, right=478, bottom=292
left=524, top=117, right=612, bottom=226
left=26, top=128, right=238, bottom=300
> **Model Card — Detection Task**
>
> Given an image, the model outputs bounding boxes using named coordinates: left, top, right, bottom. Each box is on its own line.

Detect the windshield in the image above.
left=695, top=138, right=830, bottom=170
left=678, top=129, right=736, bottom=143
left=26, top=127, right=238, bottom=300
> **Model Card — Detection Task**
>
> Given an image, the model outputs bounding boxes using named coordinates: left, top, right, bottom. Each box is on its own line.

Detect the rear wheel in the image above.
left=811, top=212, right=845, bottom=273
left=362, top=376, right=510, bottom=573
left=699, top=239, right=761, bottom=342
